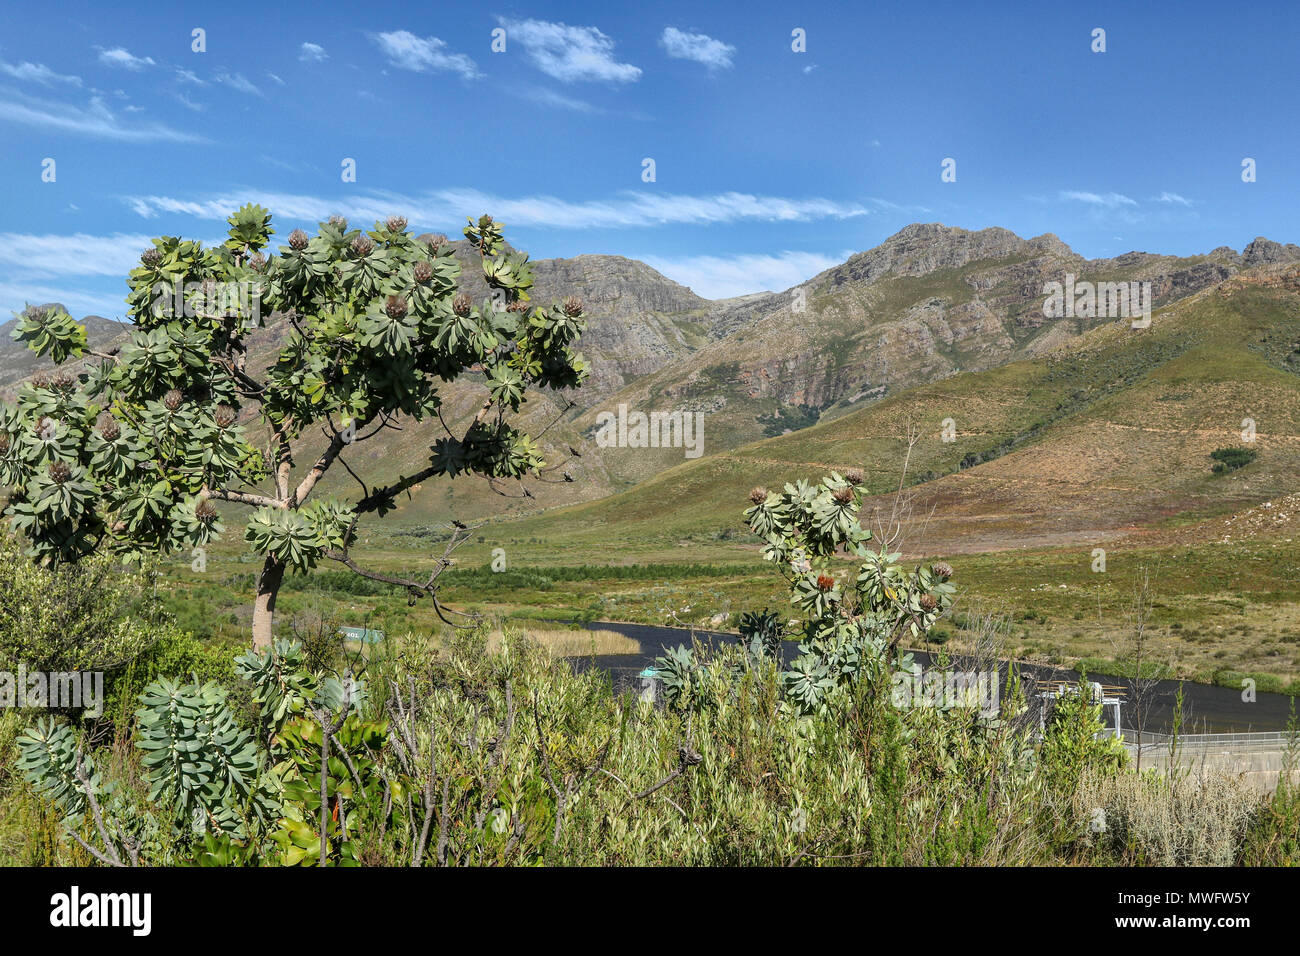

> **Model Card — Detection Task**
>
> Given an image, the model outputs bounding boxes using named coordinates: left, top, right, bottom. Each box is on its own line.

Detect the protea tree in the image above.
left=0, top=205, right=587, bottom=648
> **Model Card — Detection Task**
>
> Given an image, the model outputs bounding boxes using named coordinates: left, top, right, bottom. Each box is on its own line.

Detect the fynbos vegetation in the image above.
left=0, top=208, right=587, bottom=649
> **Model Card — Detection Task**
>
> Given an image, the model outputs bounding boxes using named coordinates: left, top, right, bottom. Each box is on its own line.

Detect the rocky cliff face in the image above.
left=9, top=226, right=1300, bottom=524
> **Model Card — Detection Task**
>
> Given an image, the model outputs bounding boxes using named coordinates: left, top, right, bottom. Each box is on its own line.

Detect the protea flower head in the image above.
left=426, top=234, right=448, bottom=253
left=0, top=432, right=10, bottom=454
left=932, top=561, right=953, bottom=580
left=749, top=486, right=768, bottom=505
left=214, top=405, right=237, bottom=428
left=97, top=413, right=120, bottom=441
left=413, top=261, right=433, bottom=283
left=30, top=372, right=50, bottom=389
left=48, top=461, right=71, bottom=485
left=384, top=295, right=408, bottom=319
left=506, top=300, right=528, bottom=313
left=328, top=215, right=348, bottom=229
left=452, top=292, right=472, bottom=317
left=562, top=295, right=583, bottom=317
left=248, top=252, right=267, bottom=272
left=816, top=573, right=836, bottom=592
left=52, top=372, right=76, bottom=392
left=351, top=236, right=374, bottom=258
left=34, top=416, right=54, bottom=437
left=386, top=215, right=408, bottom=233
left=919, top=593, right=939, bottom=612
left=195, top=499, right=219, bottom=523
left=141, top=248, right=162, bottom=268
left=163, top=388, right=184, bottom=411
left=845, top=467, right=865, bottom=486
left=288, top=229, right=309, bottom=251
left=832, top=485, right=854, bottom=505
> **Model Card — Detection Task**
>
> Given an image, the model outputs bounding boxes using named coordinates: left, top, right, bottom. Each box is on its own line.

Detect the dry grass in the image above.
left=1074, top=766, right=1263, bottom=865
left=487, top=625, right=640, bottom=658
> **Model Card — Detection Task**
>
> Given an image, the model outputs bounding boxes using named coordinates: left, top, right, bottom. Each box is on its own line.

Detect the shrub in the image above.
left=1209, top=446, right=1257, bottom=473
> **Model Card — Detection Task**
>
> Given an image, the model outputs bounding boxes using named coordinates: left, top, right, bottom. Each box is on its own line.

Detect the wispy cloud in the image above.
left=214, top=71, right=262, bottom=96
left=371, top=30, right=479, bottom=79
left=125, top=188, right=874, bottom=230
left=515, top=86, right=601, bottom=113
left=0, top=60, right=82, bottom=87
left=1152, top=191, right=1195, bottom=206
left=660, top=27, right=735, bottom=70
left=0, top=88, right=201, bottom=142
left=497, top=17, right=640, bottom=84
left=1059, top=190, right=1138, bottom=208
left=175, top=68, right=205, bottom=85
left=97, top=47, right=155, bottom=71
left=299, top=42, right=328, bottom=63
left=0, top=232, right=155, bottom=279
left=641, top=250, right=852, bottom=299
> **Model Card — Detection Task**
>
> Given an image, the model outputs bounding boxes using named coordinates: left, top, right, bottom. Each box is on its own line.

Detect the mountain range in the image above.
left=5, top=223, right=1300, bottom=547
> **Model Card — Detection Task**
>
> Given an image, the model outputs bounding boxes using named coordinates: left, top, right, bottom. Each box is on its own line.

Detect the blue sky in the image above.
left=2, top=0, right=1297, bottom=318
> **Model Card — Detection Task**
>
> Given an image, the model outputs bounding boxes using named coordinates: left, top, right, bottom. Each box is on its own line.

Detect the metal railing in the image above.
left=1120, top=728, right=1298, bottom=755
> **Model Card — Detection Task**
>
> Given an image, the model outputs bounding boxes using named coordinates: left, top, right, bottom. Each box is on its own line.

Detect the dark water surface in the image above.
left=577, top=621, right=1297, bottom=734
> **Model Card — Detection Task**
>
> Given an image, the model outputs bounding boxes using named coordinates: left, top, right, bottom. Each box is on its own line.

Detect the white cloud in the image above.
left=299, top=42, right=328, bottom=63
left=0, top=89, right=201, bottom=142
left=641, top=250, right=852, bottom=299
left=175, top=68, right=205, bottom=85
left=1059, top=190, right=1138, bottom=208
left=371, top=31, right=479, bottom=79
left=497, top=17, right=640, bottom=84
left=0, top=232, right=156, bottom=280
left=515, top=86, right=601, bottom=113
left=266, top=72, right=285, bottom=85
left=0, top=60, right=82, bottom=87
left=1152, top=191, right=1195, bottom=206
left=125, top=188, right=873, bottom=230
left=97, top=47, right=155, bottom=71
left=214, top=71, right=262, bottom=95
left=660, top=27, right=735, bottom=70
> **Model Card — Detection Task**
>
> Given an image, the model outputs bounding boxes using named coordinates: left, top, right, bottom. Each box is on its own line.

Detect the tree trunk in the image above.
left=252, top=555, right=285, bottom=651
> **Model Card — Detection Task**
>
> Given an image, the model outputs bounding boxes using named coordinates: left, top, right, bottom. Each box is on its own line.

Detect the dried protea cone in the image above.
left=214, top=405, right=237, bottom=429
left=97, top=413, right=121, bottom=441
left=832, top=485, right=854, bottom=504
left=351, top=236, right=374, bottom=257
left=384, top=295, right=408, bottom=319
left=48, top=461, right=71, bottom=484
left=816, top=573, right=836, bottom=592
left=386, top=215, right=408, bottom=233
left=452, top=292, right=472, bottom=317
left=845, top=467, right=865, bottom=485
left=931, top=562, right=953, bottom=580
left=288, top=229, right=309, bottom=251
left=195, top=499, right=219, bottom=524
left=919, top=593, right=939, bottom=612
left=163, top=388, right=183, bottom=411
left=749, top=486, right=768, bottom=505
left=413, top=261, right=433, bottom=283
left=562, top=295, right=583, bottom=317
